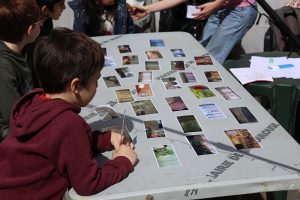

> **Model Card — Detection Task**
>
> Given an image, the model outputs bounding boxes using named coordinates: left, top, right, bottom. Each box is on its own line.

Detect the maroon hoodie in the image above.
left=0, top=88, right=133, bottom=200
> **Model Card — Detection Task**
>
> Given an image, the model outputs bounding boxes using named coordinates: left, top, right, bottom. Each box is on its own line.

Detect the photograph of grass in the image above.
left=152, top=145, right=180, bottom=168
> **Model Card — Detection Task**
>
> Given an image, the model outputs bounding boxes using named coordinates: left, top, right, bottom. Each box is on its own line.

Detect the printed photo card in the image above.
left=177, top=115, right=202, bottom=133
left=162, top=77, right=181, bottom=90
left=145, top=50, right=163, bottom=59
left=194, top=54, right=213, bottom=65
left=224, top=129, right=261, bottom=150
left=135, top=84, right=153, bottom=97
left=215, top=86, right=241, bottom=100
left=131, top=100, right=158, bottom=116
left=165, top=96, right=188, bottom=112
left=144, top=120, right=166, bottom=138
left=145, top=61, right=160, bottom=70
left=115, top=89, right=134, bottom=103
left=118, top=45, right=132, bottom=53
left=179, top=72, right=197, bottom=83
left=171, top=61, right=185, bottom=70
left=149, top=39, right=165, bottom=47
left=122, top=55, right=139, bottom=65
left=103, top=76, right=121, bottom=88
left=115, top=67, right=134, bottom=78
left=186, top=134, right=218, bottom=155
left=138, top=71, right=152, bottom=83
left=170, top=49, right=186, bottom=57
left=152, top=144, right=181, bottom=168
left=189, top=85, right=216, bottom=99
left=205, top=71, right=223, bottom=82
left=198, top=103, right=226, bottom=120
left=229, top=107, right=258, bottom=124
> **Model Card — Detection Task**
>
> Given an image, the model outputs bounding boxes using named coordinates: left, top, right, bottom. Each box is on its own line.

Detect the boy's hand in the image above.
left=130, top=6, right=149, bottom=20
left=112, top=144, right=138, bottom=166
left=192, top=1, right=224, bottom=20
left=111, top=131, right=134, bottom=150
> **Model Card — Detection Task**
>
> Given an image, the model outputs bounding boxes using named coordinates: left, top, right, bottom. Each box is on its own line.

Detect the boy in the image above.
left=23, top=0, right=66, bottom=85
left=36, top=0, right=66, bottom=36
left=0, top=28, right=137, bottom=199
left=0, top=0, right=41, bottom=140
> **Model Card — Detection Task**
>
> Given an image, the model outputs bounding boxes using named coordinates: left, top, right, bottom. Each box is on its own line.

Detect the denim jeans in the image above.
left=200, top=4, right=258, bottom=64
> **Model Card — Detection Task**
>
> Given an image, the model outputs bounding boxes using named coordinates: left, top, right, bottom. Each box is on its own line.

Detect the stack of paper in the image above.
left=229, top=56, right=300, bottom=85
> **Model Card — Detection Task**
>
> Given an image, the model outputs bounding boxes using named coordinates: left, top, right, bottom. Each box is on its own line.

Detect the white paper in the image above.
left=186, top=5, right=198, bottom=19
left=230, top=68, right=273, bottom=85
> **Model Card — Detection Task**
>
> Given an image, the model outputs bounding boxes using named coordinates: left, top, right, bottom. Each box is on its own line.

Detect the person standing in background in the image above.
left=131, top=0, right=258, bottom=64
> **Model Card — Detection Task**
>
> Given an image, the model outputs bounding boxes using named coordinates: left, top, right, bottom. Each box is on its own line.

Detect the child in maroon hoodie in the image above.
left=0, top=27, right=137, bottom=200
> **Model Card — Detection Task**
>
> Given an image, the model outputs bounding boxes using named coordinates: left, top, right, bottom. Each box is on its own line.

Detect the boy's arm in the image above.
left=92, top=130, right=114, bottom=152
left=50, top=116, right=134, bottom=195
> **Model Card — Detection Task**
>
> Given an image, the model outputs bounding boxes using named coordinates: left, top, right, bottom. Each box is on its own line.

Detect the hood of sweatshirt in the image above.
left=9, top=88, right=81, bottom=138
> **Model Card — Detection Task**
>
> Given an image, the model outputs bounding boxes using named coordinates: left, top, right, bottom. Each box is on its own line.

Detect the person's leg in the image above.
left=202, top=5, right=257, bottom=64
left=200, top=10, right=223, bottom=47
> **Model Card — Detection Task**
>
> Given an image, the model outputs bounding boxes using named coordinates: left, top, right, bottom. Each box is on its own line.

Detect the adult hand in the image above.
left=192, top=1, right=222, bottom=20
left=130, top=6, right=149, bottom=20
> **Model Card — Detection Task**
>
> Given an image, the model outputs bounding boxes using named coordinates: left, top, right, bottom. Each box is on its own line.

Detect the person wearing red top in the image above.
left=0, top=27, right=137, bottom=200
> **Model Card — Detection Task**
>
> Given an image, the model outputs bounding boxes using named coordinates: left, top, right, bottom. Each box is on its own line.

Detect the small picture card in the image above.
left=198, top=103, right=226, bottom=120
left=177, top=115, right=202, bottom=133
left=194, top=55, right=213, bottom=65
left=224, top=129, right=261, bottom=150
left=138, top=71, right=152, bottom=83
left=94, top=105, right=120, bottom=120
left=118, top=45, right=132, bottom=53
left=145, top=61, right=160, bottom=70
left=165, top=96, right=188, bottom=111
left=186, top=5, right=198, bottom=19
left=131, top=100, right=158, bottom=116
left=103, top=76, right=121, bottom=88
left=204, top=71, right=223, bottom=82
left=189, top=85, right=216, bottom=99
left=123, top=55, right=139, bottom=65
left=149, top=39, right=165, bottom=47
left=215, top=87, right=241, bottom=100
left=179, top=72, right=197, bottom=83
left=135, top=83, right=153, bottom=97
left=145, top=50, right=163, bottom=59
left=152, top=144, right=181, bottom=168
left=104, top=56, right=117, bottom=67
left=102, top=125, right=131, bottom=142
left=115, top=89, right=134, bottom=103
left=171, top=61, right=185, bottom=70
left=186, top=134, right=218, bottom=155
left=170, top=49, right=186, bottom=57
left=115, top=67, right=134, bottom=78
left=144, top=120, right=166, bottom=138
left=162, top=77, right=181, bottom=90
left=229, top=107, right=258, bottom=124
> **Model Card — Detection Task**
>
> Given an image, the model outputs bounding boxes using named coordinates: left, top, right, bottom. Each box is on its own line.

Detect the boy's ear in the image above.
left=41, top=5, right=50, bottom=17
left=70, top=78, right=81, bottom=94
left=27, top=25, right=35, bottom=37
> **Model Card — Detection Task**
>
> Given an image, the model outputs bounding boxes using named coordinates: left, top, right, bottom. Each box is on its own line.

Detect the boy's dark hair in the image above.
left=34, top=27, right=104, bottom=93
left=0, top=0, right=40, bottom=43
left=35, top=0, right=64, bottom=11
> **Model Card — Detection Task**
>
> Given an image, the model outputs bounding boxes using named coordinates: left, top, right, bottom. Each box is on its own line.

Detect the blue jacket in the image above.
left=68, top=0, right=137, bottom=35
